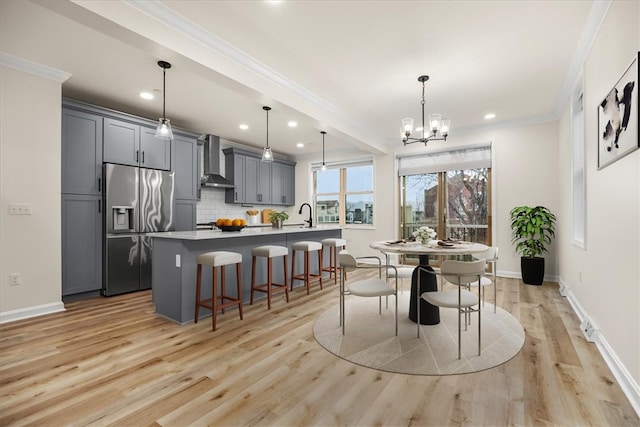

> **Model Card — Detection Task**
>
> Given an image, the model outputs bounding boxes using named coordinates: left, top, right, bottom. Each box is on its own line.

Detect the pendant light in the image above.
left=320, top=131, right=327, bottom=171
left=155, top=60, right=174, bottom=140
left=402, top=74, right=450, bottom=146
left=261, top=106, right=273, bottom=162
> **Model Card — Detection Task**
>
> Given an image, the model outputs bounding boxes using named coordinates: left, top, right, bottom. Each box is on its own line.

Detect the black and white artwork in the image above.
left=598, top=52, right=638, bottom=170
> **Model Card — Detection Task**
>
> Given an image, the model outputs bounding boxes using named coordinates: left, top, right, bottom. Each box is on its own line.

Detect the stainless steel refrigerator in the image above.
left=103, top=163, right=175, bottom=296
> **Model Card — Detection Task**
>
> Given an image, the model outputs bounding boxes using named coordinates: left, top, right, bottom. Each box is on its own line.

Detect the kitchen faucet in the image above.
left=299, top=203, right=313, bottom=228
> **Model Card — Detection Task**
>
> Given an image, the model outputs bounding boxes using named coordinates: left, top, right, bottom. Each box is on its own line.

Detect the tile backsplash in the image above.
left=196, top=188, right=286, bottom=224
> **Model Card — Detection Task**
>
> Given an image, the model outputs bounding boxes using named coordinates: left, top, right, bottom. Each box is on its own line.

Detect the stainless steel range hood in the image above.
left=200, top=134, right=234, bottom=188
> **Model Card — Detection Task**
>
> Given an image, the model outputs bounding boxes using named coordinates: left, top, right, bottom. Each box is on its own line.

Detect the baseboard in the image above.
left=0, top=302, right=66, bottom=324
left=558, top=278, right=640, bottom=418
left=497, top=269, right=558, bottom=283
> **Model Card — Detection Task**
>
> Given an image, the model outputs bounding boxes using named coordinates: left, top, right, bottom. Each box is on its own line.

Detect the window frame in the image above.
left=312, top=159, right=374, bottom=228
left=571, top=74, right=587, bottom=249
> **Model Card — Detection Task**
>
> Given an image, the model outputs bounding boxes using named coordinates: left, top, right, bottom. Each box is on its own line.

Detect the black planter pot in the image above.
left=521, top=257, right=545, bottom=285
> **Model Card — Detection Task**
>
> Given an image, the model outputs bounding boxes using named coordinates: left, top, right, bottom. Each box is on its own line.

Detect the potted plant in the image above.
left=269, top=211, right=289, bottom=229
left=509, top=205, right=557, bottom=285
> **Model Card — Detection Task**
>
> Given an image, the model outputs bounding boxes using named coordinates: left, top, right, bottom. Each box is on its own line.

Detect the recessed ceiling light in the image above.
left=288, top=121, right=298, bottom=128
left=296, top=142, right=304, bottom=148
left=140, top=92, right=154, bottom=100
left=239, top=124, right=249, bottom=130
left=484, top=113, right=496, bottom=120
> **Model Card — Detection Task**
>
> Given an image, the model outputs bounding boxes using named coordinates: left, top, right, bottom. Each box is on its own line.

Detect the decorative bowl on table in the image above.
left=217, top=225, right=246, bottom=232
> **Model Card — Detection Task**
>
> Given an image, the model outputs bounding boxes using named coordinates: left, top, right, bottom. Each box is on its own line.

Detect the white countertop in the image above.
left=148, top=225, right=342, bottom=240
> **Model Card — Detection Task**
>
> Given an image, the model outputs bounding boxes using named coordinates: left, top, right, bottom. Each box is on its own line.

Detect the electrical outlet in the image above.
left=559, top=283, right=568, bottom=297
left=9, top=203, right=32, bottom=215
left=580, top=318, right=597, bottom=342
left=578, top=271, right=582, bottom=283
left=9, top=273, right=20, bottom=286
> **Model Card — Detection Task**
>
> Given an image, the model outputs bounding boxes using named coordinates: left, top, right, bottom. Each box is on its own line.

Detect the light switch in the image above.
left=175, top=254, right=181, bottom=268
left=9, top=203, right=32, bottom=215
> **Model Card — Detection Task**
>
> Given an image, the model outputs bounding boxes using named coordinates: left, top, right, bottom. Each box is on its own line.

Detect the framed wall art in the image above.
left=597, top=52, right=639, bottom=170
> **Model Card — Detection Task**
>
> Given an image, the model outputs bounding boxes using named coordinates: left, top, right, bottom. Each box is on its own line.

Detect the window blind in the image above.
left=397, top=143, right=491, bottom=176
left=311, top=156, right=373, bottom=172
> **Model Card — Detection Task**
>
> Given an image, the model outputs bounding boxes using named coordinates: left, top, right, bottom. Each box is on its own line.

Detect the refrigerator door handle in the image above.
left=136, top=150, right=139, bottom=163
left=142, top=151, right=145, bottom=164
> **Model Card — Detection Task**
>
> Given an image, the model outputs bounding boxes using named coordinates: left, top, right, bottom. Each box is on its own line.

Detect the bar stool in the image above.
left=251, top=245, right=289, bottom=309
left=321, top=238, right=347, bottom=284
left=291, top=241, right=323, bottom=294
left=194, top=251, right=243, bottom=331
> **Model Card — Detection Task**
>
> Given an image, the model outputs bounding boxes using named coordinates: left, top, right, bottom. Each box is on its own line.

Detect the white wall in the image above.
left=557, top=0, right=639, bottom=396
left=0, top=65, right=64, bottom=317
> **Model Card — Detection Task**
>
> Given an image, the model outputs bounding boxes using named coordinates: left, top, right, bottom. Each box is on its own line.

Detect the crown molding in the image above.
left=0, top=52, right=71, bottom=83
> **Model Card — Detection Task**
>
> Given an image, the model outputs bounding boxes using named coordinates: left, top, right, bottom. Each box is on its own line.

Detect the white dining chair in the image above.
left=417, top=259, right=486, bottom=359
left=339, top=252, right=399, bottom=336
left=472, top=246, right=499, bottom=312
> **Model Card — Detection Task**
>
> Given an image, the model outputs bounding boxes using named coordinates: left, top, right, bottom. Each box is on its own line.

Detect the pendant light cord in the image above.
left=263, top=106, right=271, bottom=149
left=322, top=131, right=326, bottom=164
left=421, top=79, right=426, bottom=138
left=266, top=108, right=269, bottom=148
left=162, top=66, right=166, bottom=119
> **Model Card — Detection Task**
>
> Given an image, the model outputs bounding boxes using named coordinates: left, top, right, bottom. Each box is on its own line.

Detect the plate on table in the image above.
left=217, top=225, right=246, bottom=232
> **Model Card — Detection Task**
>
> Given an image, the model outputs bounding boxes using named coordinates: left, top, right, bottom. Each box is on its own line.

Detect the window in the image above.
left=571, top=79, right=586, bottom=248
left=401, top=168, right=490, bottom=244
left=398, top=144, right=492, bottom=246
left=313, top=160, right=374, bottom=226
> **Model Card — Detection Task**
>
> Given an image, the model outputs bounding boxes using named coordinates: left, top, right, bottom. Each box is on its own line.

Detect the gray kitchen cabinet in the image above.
left=103, top=118, right=171, bottom=170
left=173, top=134, right=198, bottom=200
left=245, top=155, right=271, bottom=204
left=61, top=108, right=103, bottom=195
left=62, top=194, right=102, bottom=296
left=271, top=161, right=296, bottom=206
left=175, top=199, right=197, bottom=231
left=61, top=98, right=200, bottom=298
left=223, top=148, right=270, bottom=204
left=140, top=126, right=171, bottom=170
left=225, top=151, right=245, bottom=203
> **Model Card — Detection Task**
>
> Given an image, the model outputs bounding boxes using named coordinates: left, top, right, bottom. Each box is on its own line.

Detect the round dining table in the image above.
left=369, top=240, right=489, bottom=325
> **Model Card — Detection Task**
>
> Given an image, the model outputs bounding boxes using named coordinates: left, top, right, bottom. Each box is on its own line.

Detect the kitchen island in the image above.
left=149, top=226, right=342, bottom=323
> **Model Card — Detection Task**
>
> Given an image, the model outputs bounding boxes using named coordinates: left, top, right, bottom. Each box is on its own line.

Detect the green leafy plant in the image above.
left=269, top=211, right=289, bottom=223
left=509, top=205, right=557, bottom=258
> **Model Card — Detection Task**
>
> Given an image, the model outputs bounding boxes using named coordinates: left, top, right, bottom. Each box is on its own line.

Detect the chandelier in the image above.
left=402, top=75, right=450, bottom=146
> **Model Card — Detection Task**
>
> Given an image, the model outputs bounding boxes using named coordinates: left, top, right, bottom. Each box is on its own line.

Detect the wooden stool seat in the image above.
left=291, top=241, right=323, bottom=294
left=321, top=238, right=347, bottom=284
left=195, top=251, right=243, bottom=331
left=251, top=245, right=289, bottom=310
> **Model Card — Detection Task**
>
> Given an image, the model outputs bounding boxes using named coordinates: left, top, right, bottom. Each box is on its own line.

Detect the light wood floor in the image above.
left=1, top=271, right=638, bottom=426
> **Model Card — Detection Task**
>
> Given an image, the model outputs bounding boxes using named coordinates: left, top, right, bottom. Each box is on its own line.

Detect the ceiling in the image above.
left=1, top=0, right=601, bottom=160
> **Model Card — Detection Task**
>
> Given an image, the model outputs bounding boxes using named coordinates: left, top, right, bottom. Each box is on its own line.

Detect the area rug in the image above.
left=313, top=293, right=525, bottom=375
